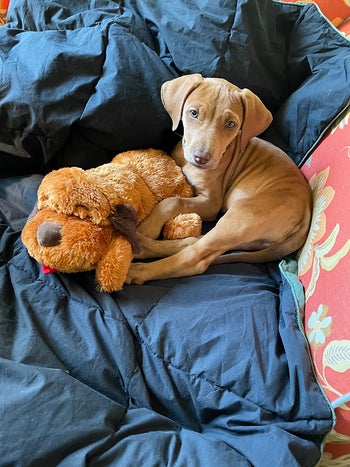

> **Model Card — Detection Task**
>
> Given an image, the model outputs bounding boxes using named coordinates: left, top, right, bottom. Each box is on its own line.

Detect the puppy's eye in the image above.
left=189, top=109, right=198, bottom=119
left=226, top=120, right=236, bottom=128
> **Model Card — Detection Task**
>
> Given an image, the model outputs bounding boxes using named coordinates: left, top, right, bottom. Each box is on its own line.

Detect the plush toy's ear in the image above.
left=161, top=73, right=204, bottom=131
left=109, top=204, right=142, bottom=254
left=239, top=88, right=273, bottom=152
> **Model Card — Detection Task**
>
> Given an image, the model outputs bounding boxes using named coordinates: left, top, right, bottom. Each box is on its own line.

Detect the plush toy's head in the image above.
left=22, top=200, right=142, bottom=292
left=24, top=208, right=114, bottom=272
left=21, top=149, right=202, bottom=292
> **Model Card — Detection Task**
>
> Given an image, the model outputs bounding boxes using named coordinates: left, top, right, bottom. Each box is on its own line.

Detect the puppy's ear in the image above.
left=161, top=74, right=204, bottom=131
left=239, top=89, right=273, bottom=152
left=109, top=204, right=142, bottom=254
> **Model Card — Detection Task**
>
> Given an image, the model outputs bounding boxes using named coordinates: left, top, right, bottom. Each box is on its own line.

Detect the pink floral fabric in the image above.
left=285, top=1, right=350, bottom=463
left=283, top=0, right=350, bottom=27
left=300, top=110, right=350, bottom=465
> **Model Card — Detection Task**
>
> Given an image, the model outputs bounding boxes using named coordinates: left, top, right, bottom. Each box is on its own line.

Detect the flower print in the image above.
left=298, top=166, right=350, bottom=300
left=298, top=167, right=335, bottom=276
left=307, top=304, right=332, bottom=348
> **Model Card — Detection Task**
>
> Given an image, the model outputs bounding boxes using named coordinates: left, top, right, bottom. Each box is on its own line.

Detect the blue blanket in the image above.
left=1, top=0, right=347, bottom=465
left=0, top=0, right=349, bottom=172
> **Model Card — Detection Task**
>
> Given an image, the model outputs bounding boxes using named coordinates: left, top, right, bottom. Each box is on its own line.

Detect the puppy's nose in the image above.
left=37, top=222, right=62, bottom=247
left=193, top=151, right=211, bottom=165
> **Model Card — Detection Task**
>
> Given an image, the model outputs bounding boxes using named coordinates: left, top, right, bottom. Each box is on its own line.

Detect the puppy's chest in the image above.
left=181, top=164, right=214, bottom=194
left=221, top=162, right=254, bottom=211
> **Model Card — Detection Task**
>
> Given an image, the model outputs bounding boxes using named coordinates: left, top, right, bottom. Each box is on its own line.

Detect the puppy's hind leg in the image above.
left=127, top=226, right=227, bottom=284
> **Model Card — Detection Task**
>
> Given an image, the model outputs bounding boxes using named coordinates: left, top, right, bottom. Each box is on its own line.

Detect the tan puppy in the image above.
left=126, top=74, right=312, bottom=284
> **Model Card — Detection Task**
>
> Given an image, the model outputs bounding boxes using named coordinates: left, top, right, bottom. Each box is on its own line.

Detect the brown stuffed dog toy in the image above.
left=21, top=149, right=201, bottom=292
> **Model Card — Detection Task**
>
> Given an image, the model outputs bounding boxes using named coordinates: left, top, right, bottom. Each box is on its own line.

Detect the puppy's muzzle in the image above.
left=193, top=150, right=211, bottom=165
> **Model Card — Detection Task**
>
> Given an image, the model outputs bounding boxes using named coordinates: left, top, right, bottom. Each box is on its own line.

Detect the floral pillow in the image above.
left=299, top=109, right=350, bottom=465
left=0, top=0, right=8, bottom=25
left=0, top=0, right=8, bottom=11
left=308, top=0, right=350, bottom=27
left=283, top=0, right=350, bottom=27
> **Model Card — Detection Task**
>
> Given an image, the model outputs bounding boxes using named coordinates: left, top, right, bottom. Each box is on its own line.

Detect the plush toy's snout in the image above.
left=37, top=221, right=62, bottom=247
left=35, top=220, right=62, bottom=274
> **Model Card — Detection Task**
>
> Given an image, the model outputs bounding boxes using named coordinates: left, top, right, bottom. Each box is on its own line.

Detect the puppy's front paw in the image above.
left=125, top=263, right=149, bottom=285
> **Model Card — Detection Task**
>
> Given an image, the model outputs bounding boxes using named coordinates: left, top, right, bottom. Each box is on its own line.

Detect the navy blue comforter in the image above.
left=1, top=0, right=349, bottom=465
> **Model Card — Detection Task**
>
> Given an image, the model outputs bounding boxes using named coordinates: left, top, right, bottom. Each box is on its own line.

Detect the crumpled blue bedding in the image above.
left=0, top=0, right=349, bottom=172
left=1, top=0, right=348, bottom=465
left=0, top=179, right=334, bottom=465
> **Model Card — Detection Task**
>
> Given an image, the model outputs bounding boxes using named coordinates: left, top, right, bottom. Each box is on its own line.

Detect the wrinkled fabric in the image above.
left=0, top=170, right=334, bottom=466
left=0, top=0, right=349, bottom=172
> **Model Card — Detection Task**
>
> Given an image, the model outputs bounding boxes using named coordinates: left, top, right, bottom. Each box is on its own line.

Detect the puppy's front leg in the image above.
left=138, top=194, right=220, bottom=239
left=137, top=198, right=179, bottom=239
left=137, top=196, right=199, bottom=239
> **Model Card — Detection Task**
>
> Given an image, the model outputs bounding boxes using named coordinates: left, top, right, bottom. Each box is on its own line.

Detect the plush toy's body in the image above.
left=22, top=149, right=201, bottom=292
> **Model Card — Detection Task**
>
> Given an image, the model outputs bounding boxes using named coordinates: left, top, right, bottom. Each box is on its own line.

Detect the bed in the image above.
left=1, top=1, right=350, bottom=465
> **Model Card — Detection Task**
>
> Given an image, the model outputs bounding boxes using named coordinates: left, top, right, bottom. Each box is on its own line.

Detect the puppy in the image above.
left=126, top=74, right=312, bottom=284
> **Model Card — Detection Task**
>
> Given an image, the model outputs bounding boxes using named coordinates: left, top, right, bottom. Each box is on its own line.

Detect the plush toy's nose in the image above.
left=37, top=222, right=62, bottom=247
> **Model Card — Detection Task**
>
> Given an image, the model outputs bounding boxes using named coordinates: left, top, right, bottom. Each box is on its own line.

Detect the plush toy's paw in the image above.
left=162, top=213, right=202, bottom=240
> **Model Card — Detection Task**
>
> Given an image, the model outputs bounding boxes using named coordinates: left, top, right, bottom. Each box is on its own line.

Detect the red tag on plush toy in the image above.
left=42, top=264, right=57, bottom=274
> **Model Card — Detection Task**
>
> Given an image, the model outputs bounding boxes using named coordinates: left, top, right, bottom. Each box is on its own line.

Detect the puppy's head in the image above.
left=161, top=74, right=272, bottom=169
